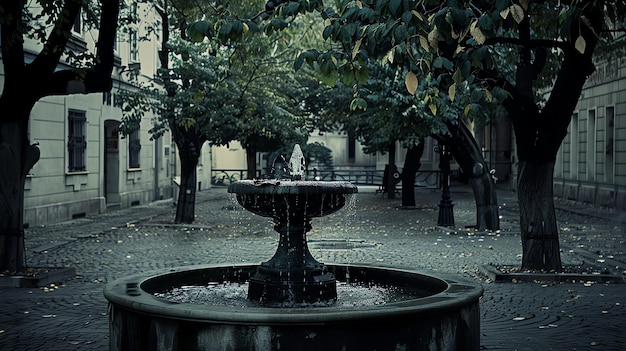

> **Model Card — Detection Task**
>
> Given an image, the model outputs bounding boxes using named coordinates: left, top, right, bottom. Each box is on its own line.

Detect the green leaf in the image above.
left=218, top=22, right=232, bottom=39
left=294, top=55, right=305, bottom=71
left=246, top=20, right=260, bottom=33
left=494, top=0, right=509, bottom=11
left=187, top=21, right=210, bottom=42
left=478, top=15, right=493, bottom=31
left=231, top=21, right=243, bottom=36
left=433, top=56, right=444, bottom=69
left=355, top=65, right=369, bottom=84
left=389, top=0, right=401, bottom=16
left=281, top=2, right=300, bottom=17
left=401, top=11, right=413, bottom=24
left=270, top=18, right=288, bottom=31
left=441, top=57, right=453, bottom=71
left=323, top=25, right=333, bottom=40
left=320, top=61, right=338, bottom=86
left=394, top=24, right=408, bottom=42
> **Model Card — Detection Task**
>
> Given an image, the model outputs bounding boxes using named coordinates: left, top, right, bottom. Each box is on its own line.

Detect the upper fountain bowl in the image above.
left=228, top=180, right=358, bottom=219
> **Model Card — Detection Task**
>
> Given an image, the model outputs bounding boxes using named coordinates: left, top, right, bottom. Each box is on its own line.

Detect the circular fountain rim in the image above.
left=227, top=180, right=358, bottom=195
left=104, top=263, right=483, bottom=325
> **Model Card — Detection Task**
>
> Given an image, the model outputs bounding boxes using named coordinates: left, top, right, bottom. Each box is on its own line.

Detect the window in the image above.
left=587, top=109, right=596, bottom=180
left=605, top=107, right=615, bottom=183
left=569, top=112, right=578, bottom=179
left=103, top=92, right=112, bottom=106
left=130, top=29, right=138, bottom=62
left=128, top=129, right=141, bottom=169
left=348, top=129, right=356, bottom=163
left=68, top=110, right=87, bottom=172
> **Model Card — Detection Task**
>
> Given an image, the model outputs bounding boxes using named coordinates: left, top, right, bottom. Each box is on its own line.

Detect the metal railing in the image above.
left=211, top=168, right=440, bottom=188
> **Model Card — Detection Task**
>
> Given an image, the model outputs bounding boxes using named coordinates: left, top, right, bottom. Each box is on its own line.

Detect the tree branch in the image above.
left=30, top=0, right=82, bottom=75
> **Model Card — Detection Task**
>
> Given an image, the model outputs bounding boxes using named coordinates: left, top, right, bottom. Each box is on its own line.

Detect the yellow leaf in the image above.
left=428, top=29, right=439, bottom=50
left=484, top=88, right=492, bottom=102
left=471, top=26, right=486, bottom=45
left=448, top=83, right=456, bottom=102
left=500, top=8, right=509, bottom=19
left=405, top=71, right=418, bottom=95
left=510, top=4, right=525, bottom=24
left=411, top=10, right=423, bottom=21
left=419, top=35, right=429, bottom=51
left=352, top=38, right=362, bottom=60
left=428, top=103, right=437, bottom=116
left=574, top=36, right=586, bottom=54
left=464, top=104, right=471, bottom=116
left=388, top=48, right=395, bottom=64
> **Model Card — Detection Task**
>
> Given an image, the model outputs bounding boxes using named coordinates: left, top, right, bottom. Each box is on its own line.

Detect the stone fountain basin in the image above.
left=104, top=264, right=483, bottom=350
left=228, top=180, right=358, bottom=218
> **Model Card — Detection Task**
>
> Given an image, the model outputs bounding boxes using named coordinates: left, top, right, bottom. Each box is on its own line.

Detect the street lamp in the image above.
left=436, top=142, right=455, bottom=227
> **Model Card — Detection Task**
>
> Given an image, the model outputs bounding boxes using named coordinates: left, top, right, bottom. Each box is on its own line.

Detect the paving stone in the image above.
left=0, top=184, right=624, bottom=350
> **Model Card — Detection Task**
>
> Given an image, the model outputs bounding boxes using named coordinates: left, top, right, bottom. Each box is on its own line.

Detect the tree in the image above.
left=224, top=31, right=313, bottom=178
left=0, top=0, right=120, bottom=273
left=120, top=0, right=315, bottom=222
left=299, top=0, right=624, bottom=271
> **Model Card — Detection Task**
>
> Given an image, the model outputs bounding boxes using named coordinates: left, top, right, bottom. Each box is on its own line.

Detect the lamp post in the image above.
left=437, top=142, right=455, bottom=227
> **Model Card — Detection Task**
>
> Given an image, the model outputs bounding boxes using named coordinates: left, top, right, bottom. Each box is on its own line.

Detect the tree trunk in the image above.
left=401, top=142, right=425, bottom=208
left=172, top=122, right=204, bottom=224
left=437, top=122, right=499, bottom=230
left=517, top=160, right=562, bottom=271
left=386, top=144, right=396, bottom=199
left=246, top=148, right=257, bottom=179
left=0, top=118, right=39, bottom=273
left=175, top=151, right=198, bottom=224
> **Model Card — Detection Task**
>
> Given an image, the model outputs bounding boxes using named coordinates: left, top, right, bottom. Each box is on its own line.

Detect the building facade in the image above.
left=554, top=57, right=626, bottom=210
left=1, top=1, right=211, bottom=226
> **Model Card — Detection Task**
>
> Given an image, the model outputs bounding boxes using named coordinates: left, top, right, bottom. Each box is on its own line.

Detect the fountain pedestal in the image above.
left=248, top=218, right=337, bottom=304
left=229, top=182, right=356, bottom=305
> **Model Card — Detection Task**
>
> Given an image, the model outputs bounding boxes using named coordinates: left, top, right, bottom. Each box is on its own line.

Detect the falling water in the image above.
left=154, top=281, right=425, bottom=308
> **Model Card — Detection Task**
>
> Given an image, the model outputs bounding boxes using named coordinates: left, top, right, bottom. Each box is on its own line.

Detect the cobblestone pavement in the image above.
left=1, top=184, right=624, bottom=350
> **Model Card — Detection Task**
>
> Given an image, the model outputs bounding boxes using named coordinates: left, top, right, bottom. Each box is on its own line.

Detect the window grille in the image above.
left=68, top=110, right=87, bottom=172
left=128, top=129, right=141, bottom=169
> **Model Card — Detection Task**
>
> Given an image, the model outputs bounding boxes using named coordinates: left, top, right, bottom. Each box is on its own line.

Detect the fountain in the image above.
left=105, top=145, right=483, bottom=350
